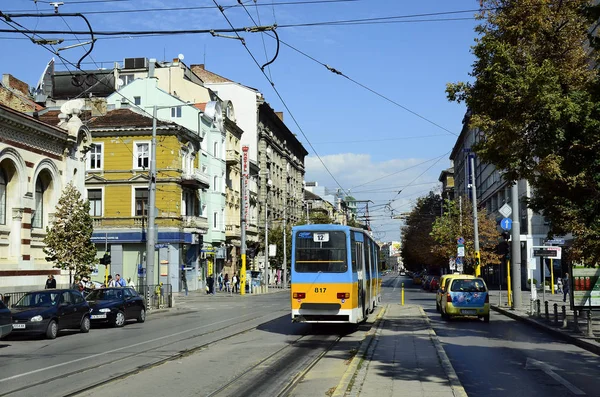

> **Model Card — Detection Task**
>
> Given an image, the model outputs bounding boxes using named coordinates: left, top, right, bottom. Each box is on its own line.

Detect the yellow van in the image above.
left=435, top=274, right=474, bottom=312
left=440, top=277, right=490, bottom=322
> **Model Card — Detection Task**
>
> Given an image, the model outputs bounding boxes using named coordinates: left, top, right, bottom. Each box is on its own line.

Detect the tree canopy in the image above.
left=430, top=197, right=501, bottom=274
left=43, top=182, right=97, bottom=282
left=447, top=0, right=600, bottom=264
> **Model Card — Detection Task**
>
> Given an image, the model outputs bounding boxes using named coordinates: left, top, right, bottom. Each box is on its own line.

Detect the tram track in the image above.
left=0, top=309, right=287, bottom=397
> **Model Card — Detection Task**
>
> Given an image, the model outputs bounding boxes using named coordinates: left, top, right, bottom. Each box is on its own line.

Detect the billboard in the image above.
left=390, top=241, right=401, bottom=256
left=242, top=146, right=249, bottom=230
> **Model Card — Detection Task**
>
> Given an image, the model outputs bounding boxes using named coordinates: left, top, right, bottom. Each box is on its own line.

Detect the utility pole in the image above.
left=264, top=174, right=269, bottom=293
left=283, top=172, right=287, bottom=289
left=511, top=182, right=522, bottom=309
left=145, top=105, right=158, bottom=287
left=240, top=146, right=249, bottom=295
left=469, top=154, right=481, bottom=277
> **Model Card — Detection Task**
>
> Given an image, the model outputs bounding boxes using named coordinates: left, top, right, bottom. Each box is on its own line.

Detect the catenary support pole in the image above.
left=469, top=155, right=481, bottom=277
left=145, top=105, right=158, bottom=287
left=511, top=182, right=522, bottom=310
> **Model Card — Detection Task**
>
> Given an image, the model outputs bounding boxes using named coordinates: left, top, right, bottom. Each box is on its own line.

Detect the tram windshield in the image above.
left=294, top=230, right=348, bottom=273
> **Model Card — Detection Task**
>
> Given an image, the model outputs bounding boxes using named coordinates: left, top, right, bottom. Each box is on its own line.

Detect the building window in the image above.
left=135, top=188, right=149, bottom=216
left=32, top=178, right=45, bottom=228
left=0, top=169, right=5, bottom=225
left=213, top=211, right=218, bottom=229
left=171, top=106, right=182, bottom=118
left=134, top=96, right=141, bottom=105
left=88, top=189, right=102, bottom=216
left=87, top=143, right=102, bottom=170
left=134, top=142, right=150, bottom=169
left=213, top=142, right=218, bottom=157
left=121, top=74, right=135, bottom=86
left=213, top=175, right=218, bottom=191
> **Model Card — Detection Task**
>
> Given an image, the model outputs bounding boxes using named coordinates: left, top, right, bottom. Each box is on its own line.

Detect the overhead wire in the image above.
left=211, top=0, right=351, bottom=197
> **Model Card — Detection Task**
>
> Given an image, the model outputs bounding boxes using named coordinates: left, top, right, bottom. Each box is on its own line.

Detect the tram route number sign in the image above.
left=532, top=247, right=561, bottom=259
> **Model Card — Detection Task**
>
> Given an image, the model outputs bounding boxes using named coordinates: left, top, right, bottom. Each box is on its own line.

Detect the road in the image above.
left=0, top=291, right=372, bottom=397
left=395, top=274, right=600, bottom=397
left=2, top=276, right=599, bottom=397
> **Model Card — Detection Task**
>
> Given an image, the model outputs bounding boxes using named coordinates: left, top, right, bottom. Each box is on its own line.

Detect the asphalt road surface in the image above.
left=393, top=274, right=600, bottom=397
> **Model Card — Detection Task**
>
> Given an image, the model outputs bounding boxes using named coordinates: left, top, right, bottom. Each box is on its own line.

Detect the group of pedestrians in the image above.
left=217, top=272, right=240, bottom=293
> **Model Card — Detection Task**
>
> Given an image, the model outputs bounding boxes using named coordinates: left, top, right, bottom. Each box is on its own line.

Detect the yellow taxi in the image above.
left=440, top=276, right=490, bottom=322
left=435, top=273, right=474, bottom=312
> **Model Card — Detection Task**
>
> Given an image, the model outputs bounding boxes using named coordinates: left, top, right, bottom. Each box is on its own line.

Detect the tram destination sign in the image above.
left=532, top=247, right=561, bottom=259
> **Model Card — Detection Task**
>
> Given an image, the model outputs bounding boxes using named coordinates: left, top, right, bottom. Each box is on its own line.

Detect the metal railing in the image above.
left=138, top=284, right=173, bottom=310
left=1, top=291, right=27, bottom=307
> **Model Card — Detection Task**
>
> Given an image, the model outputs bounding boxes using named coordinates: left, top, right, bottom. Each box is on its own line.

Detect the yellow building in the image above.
left=85, top=107, right=208, bottom=291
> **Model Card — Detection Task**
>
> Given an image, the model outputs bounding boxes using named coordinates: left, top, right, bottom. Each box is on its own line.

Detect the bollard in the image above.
left=536, top=299, right=541, bottom=318
left=401, top=283, right=405, bottom=306
left=586, top=310, right=595, bottom=338
left=553, top=303, right=558, bottom=325
left=544, top=301, right=549, bottom=322
left=561, top=305, right=568, bottom=328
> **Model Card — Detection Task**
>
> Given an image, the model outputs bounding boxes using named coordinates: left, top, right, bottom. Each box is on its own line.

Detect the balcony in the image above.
left=225, top=223, right=241, bottom=238
left=183, top=216, right=209, bottom=231
left=246, top=223, right=259, bottom=235
left=181, top=168, right=210, bottom=188
left=226, top=150, right=240, bottom=165
left=92, top=217, right=192, bottom=229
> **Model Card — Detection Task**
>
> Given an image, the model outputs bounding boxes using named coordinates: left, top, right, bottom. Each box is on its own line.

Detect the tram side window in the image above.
left=350, top=233, right=356, bottom=273
left=295, top=231, right=348, bottom=273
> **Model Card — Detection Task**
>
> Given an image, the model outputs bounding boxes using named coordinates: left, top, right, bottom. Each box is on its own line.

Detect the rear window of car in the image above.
left=450, top=278, right=487, bottom=292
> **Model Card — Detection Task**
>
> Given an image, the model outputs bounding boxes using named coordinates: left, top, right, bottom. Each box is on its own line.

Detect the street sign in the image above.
left=499, top=203, right=512, bottom=218
left=457, top=237, right=465, bottom=245
left=457, top=246, right=465, bottom=257
left=155, top=243, right=168, bottom=249
left=532, top=247, right=561, bottom=259
left=500, top=218, right=512, bottom=231
left=545, top=239, right=565, bottom=245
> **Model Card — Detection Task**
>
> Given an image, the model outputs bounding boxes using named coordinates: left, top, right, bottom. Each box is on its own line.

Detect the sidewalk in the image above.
left=333, top=304, right=466, bottom=397
left=488, top=290, right=600, bottom=355
left=170, top=286, right=288, bottom=309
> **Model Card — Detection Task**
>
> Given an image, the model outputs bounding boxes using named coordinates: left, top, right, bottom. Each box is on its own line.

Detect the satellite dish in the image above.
left=178, top=53, right=185, bottom=61
left=204, top=101, right=217, bottom=120
left=214, top=101, right=223, bottom=131
left=60, top=98, right=85, bottom=115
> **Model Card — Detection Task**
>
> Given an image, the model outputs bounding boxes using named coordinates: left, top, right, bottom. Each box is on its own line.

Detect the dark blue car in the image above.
left=87, top=287, right=146, bottom=327
left=0, top=299, right=11, bottom=339
left=11, top=289, right=91, bottom=339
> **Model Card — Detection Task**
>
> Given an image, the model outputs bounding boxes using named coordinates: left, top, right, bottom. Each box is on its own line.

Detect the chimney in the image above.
left=192, top=64, right=205, bottom=70
left=2, top=74, right=30, bottom=96
left=148, top=58, right=156, bottom=78
left=275, top=111, right=284, bottom=121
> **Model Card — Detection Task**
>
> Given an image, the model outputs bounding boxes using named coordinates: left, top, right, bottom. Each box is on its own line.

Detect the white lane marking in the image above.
left=0, top=309, right=267, bottom=384
left=392, top=276, right=401, bottom=292
left=525, top=358, right=585, bottom=395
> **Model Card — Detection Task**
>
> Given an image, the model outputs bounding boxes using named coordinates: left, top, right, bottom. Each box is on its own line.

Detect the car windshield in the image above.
left=14, top=292, right=59, bottom=308
left=87, top=289, right=124, bottom=300
left=451, top=279, right=487, bottom=292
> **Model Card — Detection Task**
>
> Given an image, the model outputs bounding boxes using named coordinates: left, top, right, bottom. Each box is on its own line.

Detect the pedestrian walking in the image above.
left=232, top=273, right=238, bottom=293
left=107, top=275, right=116, bottom=287
left=113, top=274, right=126, bottom=287
left=207, top=274, right=215, bottom=295
left=45, top=275, right=56, bottom=289
left=563, top=273, right=570, bottom=302
left=218, top=272, right=224, bottom=291
left=557, top=276, right=563, bottom=293
left=224, top=273, right=230, bottom=292
left=127, top=278, right=136, bottom=289
left=181, top=268, right=188, bottom=296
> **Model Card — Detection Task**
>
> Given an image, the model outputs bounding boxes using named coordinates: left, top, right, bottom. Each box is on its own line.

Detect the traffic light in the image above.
left=99, top=253, right=111, bottom=266
left=501, top=231, right=511, bottom=241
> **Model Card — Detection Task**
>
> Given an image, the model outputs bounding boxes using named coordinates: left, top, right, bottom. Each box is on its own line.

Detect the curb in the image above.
left=491, top=305, right=600, bottom=356
left=419, top=306, right=468, bottom=397
left=331, top=305, right=387, bottom=397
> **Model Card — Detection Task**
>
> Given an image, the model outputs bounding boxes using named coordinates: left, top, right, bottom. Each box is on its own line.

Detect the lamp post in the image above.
left=264, top=171, right=271, bottom=293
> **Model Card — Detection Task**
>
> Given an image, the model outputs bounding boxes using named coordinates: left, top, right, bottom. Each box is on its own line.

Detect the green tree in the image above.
left=43, top=182, right=97, bottom=284
left=430, top=197, right=501, bottom=274
left=400, top=192, right=445, bottom=271
left=447, top=0, right=600, bottom=264
left=264, top=224, right=292, bottom=270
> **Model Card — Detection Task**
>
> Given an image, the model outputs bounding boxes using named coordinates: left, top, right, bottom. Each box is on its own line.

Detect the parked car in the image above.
left=87, top=287, right=146, bottom=327
left=440, top=277, right=490, bottom=322
left=10, top=289, right=90, bottom=339
left=0, top=299, right=12, bottom=339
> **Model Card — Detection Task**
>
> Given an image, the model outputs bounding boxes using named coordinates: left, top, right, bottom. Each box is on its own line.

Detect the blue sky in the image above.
left=0, top=0, right=480, bottom=241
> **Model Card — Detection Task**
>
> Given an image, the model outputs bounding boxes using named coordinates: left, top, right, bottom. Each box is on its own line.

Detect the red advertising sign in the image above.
left=242, top=146, right=249, bottom=229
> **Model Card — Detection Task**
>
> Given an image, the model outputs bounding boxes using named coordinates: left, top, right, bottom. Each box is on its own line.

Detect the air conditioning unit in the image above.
left=124, top=58, right=148, bottom=69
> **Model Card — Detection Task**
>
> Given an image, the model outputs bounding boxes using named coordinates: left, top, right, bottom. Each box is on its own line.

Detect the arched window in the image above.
left=32, top=178, right=45, bottom=228
left=0, top=169, right=6, bottom=225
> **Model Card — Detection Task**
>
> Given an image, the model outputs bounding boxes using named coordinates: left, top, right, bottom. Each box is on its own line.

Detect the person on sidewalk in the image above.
left=563, top=273, right=570, bottom=302
left=181, top=268, right=188, bottom=296
left=557, top=276, right=563, bottom=293
left=45, top=275, right=56, bottom=289
left=232, top=273, right=238, bottom=293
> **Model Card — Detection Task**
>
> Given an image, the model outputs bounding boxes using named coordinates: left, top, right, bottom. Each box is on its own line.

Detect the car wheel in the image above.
left=46, top=320, right=58, bottom=339
left=80, top=316, right=90, bottom=333
left=137, top=308, right=146, bottom=323
left=114, top=311, right=126, bottom=327
left=483, top=314, right=490, bottom=323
